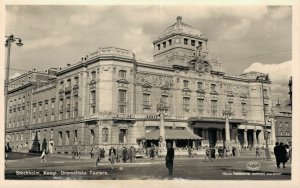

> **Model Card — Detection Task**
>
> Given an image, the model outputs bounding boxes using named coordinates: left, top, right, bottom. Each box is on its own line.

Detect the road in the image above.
left=5, top=152, right=291, bottom=180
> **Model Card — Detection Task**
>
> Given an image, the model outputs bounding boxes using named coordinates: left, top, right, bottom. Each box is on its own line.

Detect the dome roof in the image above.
left=155, top=16, right=206, bottom=41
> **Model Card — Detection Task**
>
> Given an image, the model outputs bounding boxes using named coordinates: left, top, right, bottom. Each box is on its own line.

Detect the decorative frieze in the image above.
left=135, top=73, right=174, bottom=88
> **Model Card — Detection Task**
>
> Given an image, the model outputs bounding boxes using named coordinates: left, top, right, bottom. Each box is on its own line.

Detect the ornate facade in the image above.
left=6, top=16, right=275, bottom=154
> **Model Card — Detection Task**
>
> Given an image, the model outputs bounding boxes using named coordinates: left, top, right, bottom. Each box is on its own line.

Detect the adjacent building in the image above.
left=6, top=16, right=275, bottom=154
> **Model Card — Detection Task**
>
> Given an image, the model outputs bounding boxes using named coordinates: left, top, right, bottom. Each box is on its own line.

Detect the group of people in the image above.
left=274, top=142, right=291, bottom=168
left=92, top=146, right=137, bottom=169
left=202, top=145, right=240, bottom=161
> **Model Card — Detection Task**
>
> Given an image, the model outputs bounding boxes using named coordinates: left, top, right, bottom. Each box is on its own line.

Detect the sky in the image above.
left=5, top=5, right=292, bottom=104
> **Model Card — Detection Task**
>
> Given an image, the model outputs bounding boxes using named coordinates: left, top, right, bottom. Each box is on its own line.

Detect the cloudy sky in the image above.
left=5, top=5, right=292, bottom=103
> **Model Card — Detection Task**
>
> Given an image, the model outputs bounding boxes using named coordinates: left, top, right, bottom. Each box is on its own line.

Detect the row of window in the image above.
left=156, top=38, right=203, bottom=50
left=59, top=76, right=79, bottom=90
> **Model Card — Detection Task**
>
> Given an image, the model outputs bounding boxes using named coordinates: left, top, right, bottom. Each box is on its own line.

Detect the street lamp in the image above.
left=156, top=98, right=169, bottom=155
left=256, top=74, right=269, bottom=148
left=4, top=35, right=23, bottom=144
left=223, top=104, right=232, bottom=147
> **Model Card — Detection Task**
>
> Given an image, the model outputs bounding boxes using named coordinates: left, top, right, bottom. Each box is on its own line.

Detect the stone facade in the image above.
left=6, top=17, right=275, bottom=154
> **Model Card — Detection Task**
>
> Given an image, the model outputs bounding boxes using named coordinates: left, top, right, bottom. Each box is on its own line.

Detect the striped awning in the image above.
left=137, top=129, right=203, bottom=140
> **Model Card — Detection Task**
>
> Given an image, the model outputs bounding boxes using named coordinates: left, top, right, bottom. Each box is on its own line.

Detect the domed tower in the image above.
left=153, top=16, right=208, bottom=66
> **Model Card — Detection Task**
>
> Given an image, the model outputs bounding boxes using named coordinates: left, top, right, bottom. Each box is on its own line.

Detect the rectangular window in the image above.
left=50, top=129, right=54, bottom=139
left=74, top=130, right=78, bottom=142
left=59, top=99, right=63, bottom=110
left=16, top=133, right=19, bottom=142
left=90, top=91, right=96, bottom=104
left=66, top=97, right=71, bottom=109
left=211, top=100, right=218, bottom=117
left=59, top=112, right=63, bottom=120
left=197, top=82, right=203, bottom=90
left=74, top=95, right=78, bottom=108
left=51, top=100, right=55, bottom=108
left=119, top=90, right=127, bottom=103
left=191, top=40, right=195, bottom=46
left=74, top=77, right=79, bottom=85
left=119, top=129, right=127, bottom=143
left=58, top=132, right=62, bottom=146
left=45, top=102, right=48, bottom=111
left=74, top=109, right=78, bottom=118
left=162, top=95, right=168, bottom=106
left=242, top=103, right=247, bottom=114
left=119, top=70, right=127, bottom=79
left=90, top=129, right=95, bottom=144
left=44, top=114, right=47, bottom=122
left=118, top=105, right=127, bottom=114
left=168, top=39, right=172, bottom=46
left=38, top=115, right=41, bottom=123
left=39, top=103, right=42, bottom=111
left=228, top=101, right=233, bottom=111
left=50, top=114, right=54, bottom=121
left=211, top=84, right=216, bottom=92
left=198, top=41, right=202, bottom=47
left=102, top=128, right=108, bottom=142
left=183, top=97, right=190, bottom=111
left=65, top=131, right=70, bottom=145
left=21, top=133, right=23, bottom=142
left=157, top=44, right=160, bottom=50
left=163, top=41, right=166, bottom=48
left=183, top=80, right=189, bottom=88
left=32, top=131, right=35, bottom=141
left=184, top=38, right=188, bottom=45
left=65, top=111, right=70, bottom=119
left=197, top=99, right=204, bottom=113
left=264, top=104, right=269, bottom=115
left=91, top=71, right=96, bottom=80
left=143, top=93, right=150, bottom=106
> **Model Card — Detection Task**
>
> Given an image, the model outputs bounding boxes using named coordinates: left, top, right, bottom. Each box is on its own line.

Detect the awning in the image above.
left=137, top=129, right=203, bottom=140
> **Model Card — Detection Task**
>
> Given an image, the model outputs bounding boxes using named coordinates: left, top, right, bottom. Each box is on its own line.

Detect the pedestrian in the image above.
left=109, top=146, right=116, bottom=169
left=150, top=144, right=155, bottom=160
left=188, top=147, right=192, bottom=158
left=40, top=149, right=47, bottom=163
left=279, top=143, right=288, bottom=168
left=232, top=146, right=236, bottom=157
left=274, top=142, right=280, bottom=168
left=255, top=147, right=260, bottom=157
left=203, top=146, right=213, bottom=162
left=95, top=147, right=101, bottom=167
left=77, top=145, right=81, bottom=160
left=90, top=147, right=95, bottom=158
left=218, top=147, right=222, bottom=158
left=72, top=146, right=76, bottom=160
left=130, top=146, right=136, bottom=162
left=165, top=142, right=174, bottom=177
left=211, top=147, right=216, bottom=159
left=122, top=147, right=128, bottom=163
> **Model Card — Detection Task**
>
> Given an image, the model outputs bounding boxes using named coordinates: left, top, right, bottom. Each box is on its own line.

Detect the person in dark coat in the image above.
left=165, top=142, right=175, bottom=176
left=109, top=146, right=116, bottom=169
left=274, top=142, right=280, bottom=168
left=122, top=147, right=128, bottom=163
left=278, top=142, right=288, bottom=168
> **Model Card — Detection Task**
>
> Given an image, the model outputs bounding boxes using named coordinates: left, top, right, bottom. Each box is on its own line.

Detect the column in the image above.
left=202, top=128, right=209, bottom=146
left=270, top=119, right=276, bottom=146
left=192, top=141, right=195, bottom=149
left=253, top=129, right=257, bottom=147
left=243, top=129, right=248, bottom=147
left=225, top=117, right=230, bottom=143
left=173, top=140, right=176, bottom=148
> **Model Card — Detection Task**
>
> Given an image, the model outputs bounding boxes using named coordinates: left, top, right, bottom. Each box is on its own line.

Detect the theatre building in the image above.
left=6, top=16, right=275, bottom=154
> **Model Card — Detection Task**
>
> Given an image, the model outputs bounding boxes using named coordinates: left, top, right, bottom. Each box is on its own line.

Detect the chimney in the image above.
left=67, top=64, right=71, bottom=67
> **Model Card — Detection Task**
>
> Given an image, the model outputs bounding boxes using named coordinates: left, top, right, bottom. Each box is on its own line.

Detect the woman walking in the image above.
left=109, top=146, right=116, bottom=169
left=40, top=149, right=47, bottom=163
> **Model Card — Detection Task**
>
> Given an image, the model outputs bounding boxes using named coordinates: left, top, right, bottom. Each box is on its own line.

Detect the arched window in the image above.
left=102, top=128, right=108, bottom=142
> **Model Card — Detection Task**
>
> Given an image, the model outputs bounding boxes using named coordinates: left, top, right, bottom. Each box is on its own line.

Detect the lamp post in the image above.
left=157, top=98, right=168, bottom=155
left=256, top=74, right=269, bottom=148
left=4, top=35, right=23, bottom=144
left=223, top=104, right=232, bottom=147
